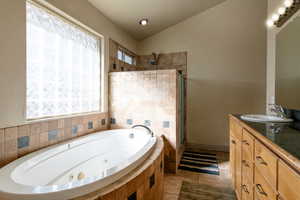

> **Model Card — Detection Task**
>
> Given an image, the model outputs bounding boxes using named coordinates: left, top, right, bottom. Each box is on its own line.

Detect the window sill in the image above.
left=26, top=111, right=107, bottom=123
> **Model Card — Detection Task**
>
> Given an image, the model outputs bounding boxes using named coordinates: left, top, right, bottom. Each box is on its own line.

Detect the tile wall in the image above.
left=0, top=113, right=108, bottom=167
left=109, top=39, right=187, bottom=76
left=109, top=39, right=140, bottom=72
left=109, top=70, right=181, bottom=172
left=137, top=52, right=187, bottom=77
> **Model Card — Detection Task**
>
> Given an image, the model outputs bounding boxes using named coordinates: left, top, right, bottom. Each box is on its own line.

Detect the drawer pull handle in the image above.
left=256, top=184, right=267, bottom=196
left=231, top=140, right=236, bottom=144
left=242, top=140, right=250, bottom=145
left=256, top=156, right=267, bottom=165
left=278, top=194, right=285, bottom=200
left=242, top=185, right=249, bottom=194
left=242, top=160, right=249, bottom=167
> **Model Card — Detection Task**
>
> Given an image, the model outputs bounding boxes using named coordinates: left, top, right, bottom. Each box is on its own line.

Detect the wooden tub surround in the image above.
left=229, top=114, right=300, bottom=200
left=72, top=136, right=164, bottom=200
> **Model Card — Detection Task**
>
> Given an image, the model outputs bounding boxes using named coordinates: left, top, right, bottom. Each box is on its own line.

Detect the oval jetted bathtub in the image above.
left=0, top=128, right=157, bottom=200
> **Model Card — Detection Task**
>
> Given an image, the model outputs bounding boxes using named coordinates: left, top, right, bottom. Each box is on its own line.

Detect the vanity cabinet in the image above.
left=241, top=129, right=254, bottom=200
left=254, top=140, right=277, bottom=189
left=278, top=160, right=300, bottom=200
left=254, top=167, right=277, bottom=200
left=230, top=117, right=243, bottom=200
left=229, top=115, right=300, bottom=200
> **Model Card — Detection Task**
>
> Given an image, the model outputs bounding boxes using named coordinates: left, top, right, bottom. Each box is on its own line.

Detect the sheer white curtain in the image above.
left=26, top=2, right=101, bottom=119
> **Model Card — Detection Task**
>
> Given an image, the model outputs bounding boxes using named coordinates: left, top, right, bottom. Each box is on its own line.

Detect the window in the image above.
left=26, top=1, right=101, bottom=119
left=117, top=49, right=135, bottom=65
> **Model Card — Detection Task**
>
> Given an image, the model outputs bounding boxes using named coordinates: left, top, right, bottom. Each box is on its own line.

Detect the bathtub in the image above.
left=0, top=128, right=156, bottom=200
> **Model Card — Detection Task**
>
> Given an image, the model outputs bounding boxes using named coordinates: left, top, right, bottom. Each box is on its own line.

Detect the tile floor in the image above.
left=163, top=149, right=233, bottom=200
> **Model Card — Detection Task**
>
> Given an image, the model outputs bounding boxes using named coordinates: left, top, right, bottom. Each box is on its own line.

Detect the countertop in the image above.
left=231, top=114, right=300, bottom=171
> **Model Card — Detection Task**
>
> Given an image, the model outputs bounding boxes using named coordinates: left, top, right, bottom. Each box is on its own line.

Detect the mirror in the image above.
left=276, top=13, right=300, bottom=110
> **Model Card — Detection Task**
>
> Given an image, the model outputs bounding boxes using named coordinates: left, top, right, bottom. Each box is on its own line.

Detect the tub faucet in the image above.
left=132, top=125, right=154, bottom=137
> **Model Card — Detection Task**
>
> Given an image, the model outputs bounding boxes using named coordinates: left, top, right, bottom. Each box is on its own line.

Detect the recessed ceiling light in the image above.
left=139, top=19, right=149, bottom=26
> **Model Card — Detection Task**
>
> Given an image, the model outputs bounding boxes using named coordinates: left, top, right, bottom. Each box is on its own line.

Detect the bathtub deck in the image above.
left=71, top=136, right=164, bottom=200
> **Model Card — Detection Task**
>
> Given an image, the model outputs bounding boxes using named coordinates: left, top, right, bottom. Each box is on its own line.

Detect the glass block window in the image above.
left=125, top=54, right=133, bottom=65
left=117, top=49, right=135, bottom=65
left=26, top=1, right=101, bottom=119
left=118, top=50, right=123, bottom=60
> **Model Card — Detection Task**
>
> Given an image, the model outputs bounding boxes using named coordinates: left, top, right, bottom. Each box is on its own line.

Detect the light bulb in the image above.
left=267, top=20, right=274, bottom=27
left=272, top=14, right=280, bottom=21
left=278, top=7, right=286, bottom=15
left=139, top=19, right=149, bottom=26
left=284, top=0, right=293, bottom=7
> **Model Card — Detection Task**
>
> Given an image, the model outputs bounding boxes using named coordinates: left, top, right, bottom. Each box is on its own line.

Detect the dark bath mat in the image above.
left=178, top=151, right=220, bottom=175
left=179, top=181, right=236, bottom=200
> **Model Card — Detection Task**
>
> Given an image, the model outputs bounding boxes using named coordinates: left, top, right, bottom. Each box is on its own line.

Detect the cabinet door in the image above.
left=230, top=118, right=242, bottom=200
left=242, top=129, right=254, bottom=163
left=230, top=135, right=242, bottom=200
left=254, top=140, right=277, bottom=188
left=278, top=160, right=300, bottom=200
left=254, top=167, right=277, bottom=200
left=236, top=138, right=242, bottom=200
left=242, top=185, right=253, bottom=200
left=230, top=135, right=237, bottom=189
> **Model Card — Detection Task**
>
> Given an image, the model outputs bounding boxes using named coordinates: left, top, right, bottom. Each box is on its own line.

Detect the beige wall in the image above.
left=0, top=0, right=138, bottom=128
left=138, top=0, right=267, bottom=148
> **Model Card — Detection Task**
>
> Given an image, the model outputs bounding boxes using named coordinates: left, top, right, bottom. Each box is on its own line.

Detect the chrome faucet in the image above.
left=269, top=104, right=286, bottom=118
left=132, top=125, right=154, bottom=137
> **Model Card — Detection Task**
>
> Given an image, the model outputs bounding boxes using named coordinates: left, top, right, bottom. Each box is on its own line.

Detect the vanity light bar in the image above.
left=267, top=0, right=300, bottom=28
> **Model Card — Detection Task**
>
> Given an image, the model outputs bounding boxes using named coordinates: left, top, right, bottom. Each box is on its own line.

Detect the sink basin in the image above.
left=241, top=114, right=293, bottom=123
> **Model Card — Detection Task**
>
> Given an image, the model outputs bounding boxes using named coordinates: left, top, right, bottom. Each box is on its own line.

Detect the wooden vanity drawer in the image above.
left=242, top=176, right=254, bottom=200
left=254, top=167, right=277, bottom=200
left=278, top=160, right=300, bottom=200
left=242, top=159, right=254, bottom=182
left=255, top=140, right=277, bottom=188
left=242, top=129, right=254, bottom=159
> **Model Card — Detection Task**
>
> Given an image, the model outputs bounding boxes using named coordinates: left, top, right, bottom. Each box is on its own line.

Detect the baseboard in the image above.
left=186, top=143, right=229, bottom=152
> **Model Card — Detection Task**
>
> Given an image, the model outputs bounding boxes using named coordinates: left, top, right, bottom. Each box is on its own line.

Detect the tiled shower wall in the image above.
left=109, top=39, right=140, bottom=72
left=0, top=113, right=108, bottom=167
left=109, top=39, right=187, bottom=75
left=137, top=52, right=187, bottom=77
left=109, top=70, right=180, bottom=172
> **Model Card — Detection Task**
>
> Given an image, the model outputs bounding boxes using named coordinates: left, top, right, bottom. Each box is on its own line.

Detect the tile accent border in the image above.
left=126, top=119, right=133, bottom=125
left=163, top=121, right=170, bottom=128
left=17, top=136, right=29, bottom=149
left=72, top=125, right=78, bottom=136
left=0, top=113, right=108, bottom=167
left=48, top=130, right=59, bottom=141
left=88, top=121, right=93, bottom=129
left=144, top=120, right=151, bottom=126
left=110, top=118, right=116, bottom=124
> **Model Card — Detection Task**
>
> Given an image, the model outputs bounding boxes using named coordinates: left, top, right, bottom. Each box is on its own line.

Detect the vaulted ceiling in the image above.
left=89, top=0, right=226, bottom=40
